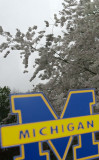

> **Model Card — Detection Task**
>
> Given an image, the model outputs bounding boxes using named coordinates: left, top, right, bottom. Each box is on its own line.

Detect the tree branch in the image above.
left=83, top=67, right=97, bottom=75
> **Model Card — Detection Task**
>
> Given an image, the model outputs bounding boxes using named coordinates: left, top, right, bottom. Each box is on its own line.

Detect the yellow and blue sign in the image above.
left=0, top=89, right=99, bottom=160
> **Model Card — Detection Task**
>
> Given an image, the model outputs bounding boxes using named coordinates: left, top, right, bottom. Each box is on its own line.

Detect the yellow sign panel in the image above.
left=1, top=114, right=99, bottom=147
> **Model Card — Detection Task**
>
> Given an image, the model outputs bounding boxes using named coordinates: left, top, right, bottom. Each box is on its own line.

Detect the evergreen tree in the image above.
left=0, top=86, right=10, bottom=123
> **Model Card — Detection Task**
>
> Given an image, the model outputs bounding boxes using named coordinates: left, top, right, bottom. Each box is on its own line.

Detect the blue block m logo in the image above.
left=0, top=89, right=99, bottom=160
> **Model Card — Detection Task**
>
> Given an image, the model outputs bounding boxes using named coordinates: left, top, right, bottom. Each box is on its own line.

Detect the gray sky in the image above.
left=0, top=0, right=62, bottom=92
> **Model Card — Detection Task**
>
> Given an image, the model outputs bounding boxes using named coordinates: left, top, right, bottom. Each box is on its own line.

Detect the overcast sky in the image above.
left=0, top=0, right=62, bottom=92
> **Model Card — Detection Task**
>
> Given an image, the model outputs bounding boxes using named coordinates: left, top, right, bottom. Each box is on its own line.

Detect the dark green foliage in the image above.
left=0, top=87, right=19, bottom=159
left=0, top=147, right=20, bottom=160
left=0, top=86, right=10, bottom=123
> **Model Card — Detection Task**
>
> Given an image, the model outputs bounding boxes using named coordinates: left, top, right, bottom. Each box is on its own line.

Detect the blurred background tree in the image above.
left=34, top=0, right=99, bottom=113
left=1, top=0, right=98, bottom=113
